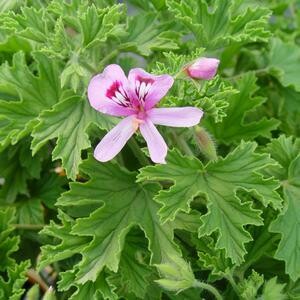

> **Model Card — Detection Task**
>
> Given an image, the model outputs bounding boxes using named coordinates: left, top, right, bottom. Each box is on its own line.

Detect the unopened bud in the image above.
left=186, top=57, right=220, bottom=80
left=155, top=255, right=195, bottom=293
left=194, top=126, right=217, bottom=161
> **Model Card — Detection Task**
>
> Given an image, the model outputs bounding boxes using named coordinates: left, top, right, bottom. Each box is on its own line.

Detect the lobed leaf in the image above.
left=138, top=142, right=282, bottom=264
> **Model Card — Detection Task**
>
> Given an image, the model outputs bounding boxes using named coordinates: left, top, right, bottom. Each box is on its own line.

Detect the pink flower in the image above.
left=88, top=64, right=203, bottom=163
left=186, top=57, right=220, bottom=80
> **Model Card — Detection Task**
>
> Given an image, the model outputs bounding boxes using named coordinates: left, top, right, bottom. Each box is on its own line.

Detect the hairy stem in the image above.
left=127, top=138, right=150, bottom=166
left=193, top=280, right=223, bottom=300
left=13, top=224, right=44, bottom=230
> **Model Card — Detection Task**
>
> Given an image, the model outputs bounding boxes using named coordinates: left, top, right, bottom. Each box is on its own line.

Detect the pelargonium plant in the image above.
left=0, top=1, right=299, bottom=300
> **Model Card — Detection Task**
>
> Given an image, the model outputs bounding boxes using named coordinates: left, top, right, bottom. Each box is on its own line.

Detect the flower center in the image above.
left=132, top=118, right=144, bottom=131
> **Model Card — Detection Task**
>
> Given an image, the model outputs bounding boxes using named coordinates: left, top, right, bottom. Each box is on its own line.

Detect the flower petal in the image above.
left=88, top=64, right=136, bottom=117
left=139, top=119, right=168, bottom=164
left=128, top=68, right=174, bottom=110
left=94, top=116, right=136, bottom=162
left=148, top=107, right=204, bottom=127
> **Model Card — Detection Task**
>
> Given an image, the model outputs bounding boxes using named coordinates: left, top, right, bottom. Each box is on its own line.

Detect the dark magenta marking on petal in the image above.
left=136, top=76, right=154, bottom=84
left=106, top=81, right=121, bottom=98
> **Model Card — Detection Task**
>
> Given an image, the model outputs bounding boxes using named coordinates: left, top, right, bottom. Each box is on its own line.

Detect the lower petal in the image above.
left=139, top=119, right=168, bottom=164
left=94, top=116, right=136, bottom=162
left=147, top=107, right=203, bottom=127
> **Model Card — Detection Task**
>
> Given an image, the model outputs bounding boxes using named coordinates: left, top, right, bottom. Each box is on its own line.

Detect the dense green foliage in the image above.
left=0, top=0, right=299, bottom=299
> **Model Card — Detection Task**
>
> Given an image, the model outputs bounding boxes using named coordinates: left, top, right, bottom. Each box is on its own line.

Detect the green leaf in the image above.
left=0, top=207, right=30, bottom=300
left=278, top=87, right=300, bottom=136
left=119, top=234, right=153, bottom=298
left=31, top=173, right=67, bottom=210
left=166, top=0, right=271, bottom=50
left=0, top=52, right=63, bottom=148
left=138, top=142, right=282, bottom=264
left=204, top=73, right=280, bottom=144
left=39, top=210, right=89, bottom=270
left=122, top=13, right=179, bottom=56
left=265, top=135, right=300, bottom=179
left=0, top=260, right=30, bottom=300
left=0, top=208, right=19, bottom=271
left=59, top=271, right=118, bottom=300
left=270, top=154, right=300, bottom=281
left=0, top=139, right=42, bottom=203
left=268, top=38, right=300, bottom=91
left=0, top=0, right=21, bottom=12
left=262, top=277, right=286, bottom=300
left=40, top=157, right=182, bottom=288
left=31, top=95, right=117, bottom=180
left=16, top=198, right=44, bottom=225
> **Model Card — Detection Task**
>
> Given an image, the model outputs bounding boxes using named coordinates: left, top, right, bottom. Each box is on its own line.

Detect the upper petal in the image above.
left=94, top=115, right=137, bottom=162
left=139, top=119, right=168, bottom=164
left=128, top=68, right=174, bottom=110
left=148, top=107, right=203, bottom=127
left=88, top=64, right=136, bottom=117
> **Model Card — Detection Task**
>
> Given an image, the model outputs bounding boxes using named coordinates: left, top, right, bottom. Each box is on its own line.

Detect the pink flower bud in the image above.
left=186, top=57, right=220, bottom=80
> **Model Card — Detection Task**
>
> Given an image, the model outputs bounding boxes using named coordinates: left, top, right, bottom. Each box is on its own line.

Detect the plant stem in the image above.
left=224, top=273, right=240, bottom=296
left=226, top=68, right=269, bottom=80
left=26, top=269, right=49, bottom=292
left=235, top=228, right=279, bottom=278
left=13, top=224, right=44, bottom=230
left=97, top=49, right=119, bottom=70
left=127, top=139, right=149, bottom=166
left=193, top=280, right=223, bottom=300
left=171, top=130, right=194, bottom=156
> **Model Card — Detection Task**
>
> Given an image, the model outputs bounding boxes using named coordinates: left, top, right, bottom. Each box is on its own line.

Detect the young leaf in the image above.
left=262, top=277, right=286, bottom=300
left=238, top=270, right=264, bottom=300
left=0, top=208, right=19, bottom=271
left=31, top=95, right=117, bottom=180
left=138, top=142, right=282, bottom=264
left=1, top=7, right=51, bottom=43
left=79, top=4, right=125, bottom=49
left=0, top=260, right=30, bottom=300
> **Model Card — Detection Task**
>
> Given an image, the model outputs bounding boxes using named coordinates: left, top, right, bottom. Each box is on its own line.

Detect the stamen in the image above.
left=112, top=96, right=123, bottom=105
left=144, top=83, right=151, bottom=94
left=136, top=80, right=141, bottom=91
left=119, top=86, right=128, bottom=97
left=139, top=82, right=146, bottom=99
left=115, top=91, right=126, bottom=102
